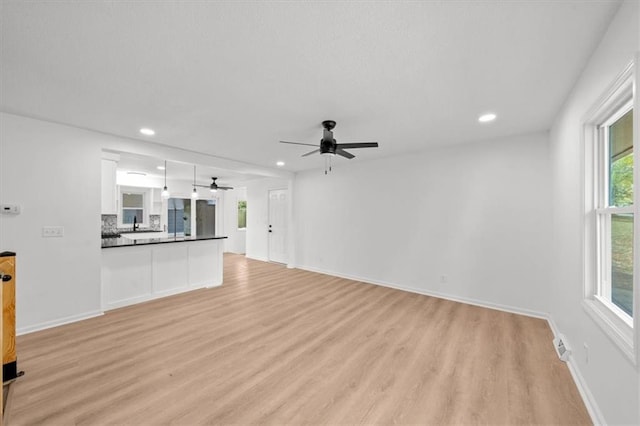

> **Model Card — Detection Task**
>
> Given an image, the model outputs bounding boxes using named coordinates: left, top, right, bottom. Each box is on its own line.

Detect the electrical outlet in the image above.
left=583, top=343, right=589, bottom=364
left=439, top=275, right=448, bottom=284
left=42, top=226, right=64, bottom=238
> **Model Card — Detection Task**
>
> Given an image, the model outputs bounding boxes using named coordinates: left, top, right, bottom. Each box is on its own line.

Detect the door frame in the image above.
left=268, top=188, right=288, bottom=264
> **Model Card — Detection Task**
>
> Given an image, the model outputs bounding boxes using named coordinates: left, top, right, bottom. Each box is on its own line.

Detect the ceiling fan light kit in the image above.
left=280, top=120, right=379, bottom=173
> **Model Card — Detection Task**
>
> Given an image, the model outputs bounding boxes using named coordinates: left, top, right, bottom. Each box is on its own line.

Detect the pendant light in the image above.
left=191, top=165, right=198, bottom=199
left=161, top=160, right=170, bottom=199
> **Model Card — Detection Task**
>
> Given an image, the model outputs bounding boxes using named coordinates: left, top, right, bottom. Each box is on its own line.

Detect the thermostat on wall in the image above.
left=0, top=204, right=21, bottom=215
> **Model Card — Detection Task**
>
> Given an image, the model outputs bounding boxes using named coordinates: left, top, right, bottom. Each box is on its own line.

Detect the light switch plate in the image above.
left=42, top=226, right=64, bottom=238
left=0, top=204, right=21, bottom=215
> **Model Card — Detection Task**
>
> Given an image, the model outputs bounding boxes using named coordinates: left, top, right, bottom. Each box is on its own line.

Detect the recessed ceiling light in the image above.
left=478, top=113, right=497, bottom=123
left=157, top=166, right=165, bottom=170
left=139, top=128, right=155, bottom=136
left=276, top=161, right=285, bottom=167
left=127, top=171, right=147, bottom=176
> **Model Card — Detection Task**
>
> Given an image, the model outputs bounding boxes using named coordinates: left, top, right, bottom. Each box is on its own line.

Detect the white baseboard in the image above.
left=546, top=317, right=605, bottom=425
left=105, top=284, right=210, bottom=311
left=19, top=285, right=220, bottom=334
left=297, top=264, right=548, bottom=319
left=245, top=254, right=268, bottom=262
left=566, top=357, right=606, bottom=425
left=223, top=250, right=246, bottom=255
left=105, top=294, right=157, bottom=311
left=17, top=310, right=104, bottom=336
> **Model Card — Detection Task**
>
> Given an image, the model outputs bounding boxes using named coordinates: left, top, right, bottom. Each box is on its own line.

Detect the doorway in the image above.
left=268, top=189, right=288, bottom=264
left=196, top=199, right=216, bottom=237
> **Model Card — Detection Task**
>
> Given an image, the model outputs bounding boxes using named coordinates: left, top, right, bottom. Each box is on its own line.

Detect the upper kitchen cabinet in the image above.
left=151, top=187, right=162, bottom=215
left=101, top=153, right=119, bottom=215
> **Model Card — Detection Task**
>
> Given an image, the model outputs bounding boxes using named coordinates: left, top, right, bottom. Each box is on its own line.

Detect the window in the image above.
left=122, top=192, right=144, bottom=224
left=583, top=63, right=635, bottom=360
left=596, top=106, right=634, bottom=318
left=238, top=200, right=247, bottom=229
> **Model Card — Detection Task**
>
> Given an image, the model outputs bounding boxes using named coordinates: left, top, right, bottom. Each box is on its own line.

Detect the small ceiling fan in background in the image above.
left=195, top=177, right=234, bottom=192
left=280, top=120, right=379, bottom=173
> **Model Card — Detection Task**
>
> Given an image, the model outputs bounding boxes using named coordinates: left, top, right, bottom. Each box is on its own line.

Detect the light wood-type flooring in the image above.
left=9, top=254, right=590, bottom=425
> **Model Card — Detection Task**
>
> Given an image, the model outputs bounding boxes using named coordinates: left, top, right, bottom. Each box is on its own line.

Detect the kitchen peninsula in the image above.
left=101, top=235, right=227, bottom=311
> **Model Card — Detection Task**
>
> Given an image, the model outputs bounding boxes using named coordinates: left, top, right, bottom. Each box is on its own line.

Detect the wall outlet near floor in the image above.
left=42, top=226, right=64, bottom=238
left=583, top=343, right=589, bottom=364
left=439, top=274, right=448, bottom=284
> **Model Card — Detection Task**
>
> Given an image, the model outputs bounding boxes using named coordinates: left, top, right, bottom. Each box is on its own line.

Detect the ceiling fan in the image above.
left=195, top=177, right=234, bottom=192
left=280, top=120, right=379, bottom=159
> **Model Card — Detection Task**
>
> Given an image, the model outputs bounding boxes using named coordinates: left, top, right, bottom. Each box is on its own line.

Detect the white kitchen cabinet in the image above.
left=101, top=158, right=118, bottom=214
left=151, top=188, right=162, bottom=215
left=101, top=238, right=224, bottom=311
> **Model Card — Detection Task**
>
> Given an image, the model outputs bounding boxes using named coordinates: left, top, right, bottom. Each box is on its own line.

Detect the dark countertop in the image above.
left=102, top=235, right=227, bottom=249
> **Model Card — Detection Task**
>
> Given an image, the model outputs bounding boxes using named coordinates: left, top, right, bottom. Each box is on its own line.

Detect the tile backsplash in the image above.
left=149, top=215, right=161, bottom=230
left=101, top=214, right=162, bottom=233
left=101, top=214, right=117, bottom=233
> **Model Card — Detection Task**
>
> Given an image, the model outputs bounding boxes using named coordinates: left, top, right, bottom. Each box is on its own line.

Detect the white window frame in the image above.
left=237, top=199, right=247, bottom=231
left=117, top=186, right=150, bottom=229
left=583, top=62, right=636, bottom=362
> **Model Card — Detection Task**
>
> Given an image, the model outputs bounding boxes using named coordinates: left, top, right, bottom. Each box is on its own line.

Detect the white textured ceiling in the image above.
left=0, top=1, right=621, bottom=172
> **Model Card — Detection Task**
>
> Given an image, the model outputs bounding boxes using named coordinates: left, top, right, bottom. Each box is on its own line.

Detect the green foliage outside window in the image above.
left=238, top=200, right=247, bottom=229
left=611, top=154, right=633, bottom=207
left=608, top=108, right=633, bottom=316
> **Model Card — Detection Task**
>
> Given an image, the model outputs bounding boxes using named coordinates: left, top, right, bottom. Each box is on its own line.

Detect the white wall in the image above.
left=0, top=113, right=103, bottom=332
left=222, top=187, right=247, bottom=254
left=245, top=177, right=290, bottom=262
left=294, top=132, right=551, bottom=316
left=549, top=1, right=639, bottom=424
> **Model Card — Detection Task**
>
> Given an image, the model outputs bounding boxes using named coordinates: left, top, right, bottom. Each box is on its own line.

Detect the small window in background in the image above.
left=122, top=192, right=144, bottom=224
left=238, top=200, right=247, bottom=229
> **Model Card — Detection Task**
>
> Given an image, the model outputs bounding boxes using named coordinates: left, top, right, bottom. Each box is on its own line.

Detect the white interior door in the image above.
left=268, top=189, right=288, bottom=264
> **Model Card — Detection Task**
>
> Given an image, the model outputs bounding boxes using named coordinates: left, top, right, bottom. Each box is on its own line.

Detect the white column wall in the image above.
left=0, top=113, right=103, bottom=333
